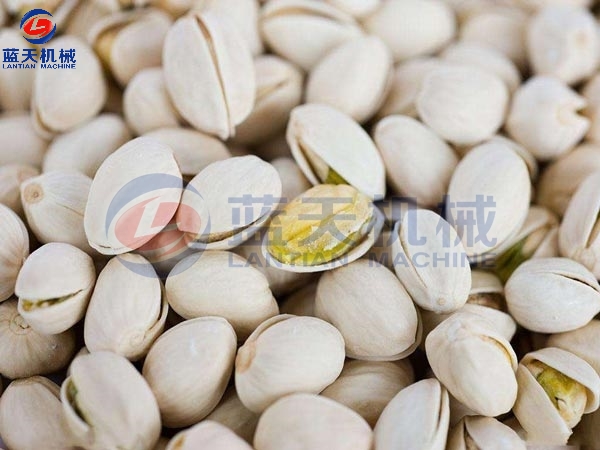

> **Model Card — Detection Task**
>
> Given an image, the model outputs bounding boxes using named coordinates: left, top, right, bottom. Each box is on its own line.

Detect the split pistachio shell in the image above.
left=505, top=257, right=600, bottom=333
left=143, top=317, right=237, bottom=428
left=61, top=351, right=161, bottom=450
left=416, top=64, right=508, bottom=146
left=43, top=114, right=132, bottom=178
left=321, top=359, right=414, bottom=427
left=364, top=0, right=456, bottom=62
left=167, top=421, right=253, bottom=450
left=16, top=243, right=95, bottom=335
left=426, top=313, right=518, bottom=416
left=447, top=416, right=526, bottom=450
left=32, top=36, right=107, bottom=137
left=89, top=8, right=172, bottom=86
left=374, top=115, right=458, bottom=207
left=234, top=56, right=303, bottom=145
left=0, top=113, right=48, bottom=168
left=0, top=205, right=29, bottom=302
left=583, top=74, right=600, bottom=144
left=123, top=68, right=181, bottom=135
left=254, top=393, right=373, bottom=450
left=178, top=155, right=281, bottom=249
left=0, top=29, right=33, bottom=111
left=205, top=387, right=260, bottom=444
left=527, top=6, right=600, bottom=85
left=374, top=378, right=450, bottom=450
left=260, top=0, right=362, bottom=71
left=548, top=320, right=600, bottom=376
left=506, top=76, right=589, bottom=161
left=166, top=251, right=278, bottom=340
left=0, top=377, right=75, bottom=450
left=392, top=209, right=471, bottom=314
left=514, top=347, right=600, bottom=444
left=163, top=11, right=255, bottom=140
left=84, top=137, right=183, bottom=255
left=0, top=164, right=38, bottom=217
left=446, top=141, right=531, bottom=257
left=21, top=171, right=93, bottom=253
left=287, top=104, right=386, bottom=200
left=0, top=299, right=76, bottom=379
left=306, top=36, right=392, bottom=123
left=235, top=314, right=345, bottom=413
left=84, top=254, right=167, bottom=360
left=315, top=259, right=420, bottom=360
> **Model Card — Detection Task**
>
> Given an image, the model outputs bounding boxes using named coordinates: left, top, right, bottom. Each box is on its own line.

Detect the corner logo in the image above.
left=20, top=9, right=56, bottom=45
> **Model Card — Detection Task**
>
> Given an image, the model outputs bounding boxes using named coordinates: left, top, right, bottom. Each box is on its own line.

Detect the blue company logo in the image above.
left=20, top=9, right=56, bottom=45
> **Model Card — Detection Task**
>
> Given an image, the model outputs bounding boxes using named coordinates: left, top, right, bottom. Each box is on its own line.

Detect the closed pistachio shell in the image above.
left=143, top=317, right=237, bottom=428
left=167, top=421, right=253, bottom=450
left=306, top=36, right=392, bottom=123
left=163, top=11, right=255, bottom=139
left=287, top=104, right=386, bottom=200
left=0, top=164, right=38, bottom=217
left=321, top=359, right=414, bottom=427
left=0, top=114, right=48, bottom=168
left=254, top=393, right=373, bottom=450
left=548, top=320, right=600, bottom=376
left=447, top=416, right=526, bottom=450
left=32, top=36, right=107, bottom=137
left=84, top=137, right=183, bottom=255
left=166, top=251, right=278, bottom=340
left=426, top=313, right=518, bottom=416
left=505, top=258, right=600, bottom=333
left=205, top=387, right=260, bottom=444
left=0, top=205, right=29, bottom=302
left=316, top=259, right=420, bottom=360
left=43, top=114, right=132, bottom=178
left=514, top=347, right=600, bottom=445
left=0, top=299, right=76, bottom=379
left=374, top=115, right=458, bottom=207
left=21, top=171, right=93, bottom=253
left=506, top=76, right=589, bottom=161
left=123, top=68, right=181, bottom=136
left=0, top=29, right=33, bottom=111
left=61, top=351, right=161, bottom=450
left=235, top=315, right=345, bottom=413
left=84, top=254, right=167, bottom=360
left=260, top=0, right=362, bottom=71
left=374, top=378, right=450, bottom=450
left=364, top=0, right=456, bottom=62
left=0, top=377, right=76, bottom=450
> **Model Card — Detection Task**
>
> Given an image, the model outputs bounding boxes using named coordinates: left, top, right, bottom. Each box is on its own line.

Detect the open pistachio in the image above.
left=0, top=205, right=29, bottom=302
left=505, top=257, right=600, bottom=333
left=315, top=259, right=420, bottom=360
left=0, top=29, right=33, bottom=112
left=260, top=0, right=362, bottom=71
left=61, top=351, right=161, bottom=450
left=0, top=113, right=48, bottom=168
left=374, top=378, right=450, bottom=450
left=0, top=377, right=75, bottom=450
left=235, top=314, right=345, bottom=413
left=447, top=416, right=526, bottom=450
left=84, top=254, right=167, bottom=360
left=0, top=299, right=76, bottom=379
left=548, top=320, right=600, bottom=376
left=16, top=243, right=95, bottom=335
left=426, top=313, right=518, bottom=416
left=163, top=11, right=255, bottom=139
left=167, top=421, right=253, bottom=450
left=43, top=114, right=132, bottom=178
left=288, top=104, right=386, bottom=200
left=143, top=316, right=237, bottom=428
left=205, top=387, right=260, bottom=444
left=0, top=164, right=38, bottom=217
left=254, top=393, right=373, bottom=450
left=321, top=359, right=414, bottom=427
left=264, top=184, right=384, bottom=272
left=84, top=137, right=183, bottom=255
left=514, top=347, right=600, bottom=445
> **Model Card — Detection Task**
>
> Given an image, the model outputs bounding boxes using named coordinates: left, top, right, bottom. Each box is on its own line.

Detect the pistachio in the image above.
left=0, top=164, right=38, bottom=217
left=143, top=316, right=237, bottom=428
left=166, top=421, right=253, bottom=450
left=254, top=393, right=373, bottom=450
left=84, top=254, right=167, bottom=360
left=205, top=387, right=260, bottom=444
left=505, top=257, right=600, bottom=333
left=0, top=205, right=29, bottom=302
left=61, top=351, right=161, bottom=450
left=0, top=113, right=48, bottom=168
left=0, top=29, right=33, bottom=111
left=163, top=11, right=255, bottom=139
left=60, top=0, right=120, bottom=39
left=287, top=104, right=386, bottom=200
left=548, top=320, right=600, bottom=376
left=447, top=416, right=526, bottom=450
left=235, top=314, right=345, bottom=413
left=374, top=378, right=450, bottom=450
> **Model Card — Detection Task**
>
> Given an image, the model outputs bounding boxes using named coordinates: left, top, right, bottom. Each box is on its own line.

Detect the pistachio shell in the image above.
left=0, top=205, right=29, bottom=302
left=0, top=164, right=38, bottom=217
left=61, top=0, right=120, bottom=39
left=447, top=416, right=526, bottom=450
left=167, top=421, right=253, bottom=450
left=325, top=0, right=380, bottom=18
left=0, top=29, right=33, bottom=111
left=205, top=387, right=260, bottom=444
left=548, top=320, right=600, bottom=376
left=0, top=113, right=48, bottom=168
left=235, top=314, right=345, bottom=413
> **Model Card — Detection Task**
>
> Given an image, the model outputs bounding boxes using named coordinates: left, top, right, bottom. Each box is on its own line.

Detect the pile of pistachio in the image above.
left=3, top=0, right=600, bottom=449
